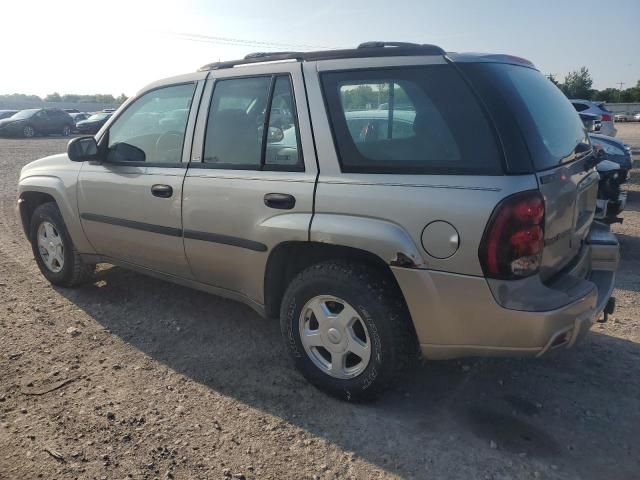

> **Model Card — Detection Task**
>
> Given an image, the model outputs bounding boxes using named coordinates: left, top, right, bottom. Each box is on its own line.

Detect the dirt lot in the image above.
left=1, top=125, right=639, bottom=480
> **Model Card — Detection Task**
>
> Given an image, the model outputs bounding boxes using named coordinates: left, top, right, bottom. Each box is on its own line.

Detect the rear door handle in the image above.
left=264, top=193, right=296, bottom=210
left=151, top=184, right=173, bottom=198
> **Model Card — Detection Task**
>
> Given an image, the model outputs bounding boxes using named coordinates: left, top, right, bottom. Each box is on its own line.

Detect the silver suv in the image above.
left=17, top=42, right=619, bottom=401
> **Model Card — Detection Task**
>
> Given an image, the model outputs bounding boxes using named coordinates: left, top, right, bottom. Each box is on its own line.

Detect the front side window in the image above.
left=203, top=75, right=303, bottom=170
left=322, top=65, right=502, bottom=175
left=107, top=83, right=195, bottom=164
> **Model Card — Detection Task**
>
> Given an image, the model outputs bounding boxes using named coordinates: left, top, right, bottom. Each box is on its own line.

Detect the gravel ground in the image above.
left=1, top=126, right=639, bottom=480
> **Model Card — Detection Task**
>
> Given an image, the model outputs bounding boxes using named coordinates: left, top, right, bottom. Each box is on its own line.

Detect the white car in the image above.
left=614, top=113, right=631, bottom=122
left=634, top=112, right=640, bottom=122
left=571, top=100, right=616, bottom=137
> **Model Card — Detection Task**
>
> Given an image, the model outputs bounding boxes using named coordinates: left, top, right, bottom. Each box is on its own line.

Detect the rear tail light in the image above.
left=601, top=113, right=612, bottom=122
left=479, top=190, right=545, bottom=280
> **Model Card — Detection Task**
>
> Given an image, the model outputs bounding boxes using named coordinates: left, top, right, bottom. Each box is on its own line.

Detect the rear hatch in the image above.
left=457, top=60, right=599, bottom=279
left=536, top=158, right=599, bottom=279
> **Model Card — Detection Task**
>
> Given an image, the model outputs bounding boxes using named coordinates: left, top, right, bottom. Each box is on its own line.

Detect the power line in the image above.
left=167, top=31, right=344, bottom=51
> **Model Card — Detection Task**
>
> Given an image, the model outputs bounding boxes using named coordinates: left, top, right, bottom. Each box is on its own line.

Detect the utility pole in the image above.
left=616, top=82, right=625, bottom=102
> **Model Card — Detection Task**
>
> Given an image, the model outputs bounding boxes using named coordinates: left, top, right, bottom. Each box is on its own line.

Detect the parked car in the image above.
left=17, top=42, right=619, bottom=401
left=589, top=133, right=633, bottom=173
left=0, top=109, right=18, bottom=120
left=578, top=111, right=601, bottom=133
left=594, top=153, right=627, bottom=224
left=614, top=113, right=632, bottom=122
left=70, top=112, right=90, bottom=122
left=634, top=112, right=640, bottom=122
left=102, top=108, right=116, bottom=113
left=571, top=100, right=616, bottom=136
left=158, top=108, right=189, bottom=130
left=68, top=112, right=91, bottom=132
left=0, top=108, right=74, bottom=138
left=75, top=112, right=112, bottom=134
left=64, top=108, right=80, bottom=114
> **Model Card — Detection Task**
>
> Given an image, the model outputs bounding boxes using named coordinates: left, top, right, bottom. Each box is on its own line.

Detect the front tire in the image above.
left=280, top=261, right=417, bottom=401
left=30, top=202, right=94, bottom=287
left=23, top=125, right=35, bottom=138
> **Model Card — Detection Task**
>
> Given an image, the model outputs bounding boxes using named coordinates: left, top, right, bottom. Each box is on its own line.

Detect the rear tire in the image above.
left=30, top=202, right=94, bottom=287
left=280, top=261, right=418, bottom=401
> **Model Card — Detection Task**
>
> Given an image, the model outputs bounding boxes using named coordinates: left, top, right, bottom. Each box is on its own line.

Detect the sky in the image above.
left=1, top=0, right=638, bottom=97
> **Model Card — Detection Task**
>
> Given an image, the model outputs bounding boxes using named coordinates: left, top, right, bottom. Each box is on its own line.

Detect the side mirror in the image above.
left=267, top=126, right=284, bottom=143
left=68, top=136, right=99, bottom=162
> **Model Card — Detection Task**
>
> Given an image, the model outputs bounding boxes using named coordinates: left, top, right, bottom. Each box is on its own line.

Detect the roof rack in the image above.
left=198, top=41, right=445, bottom=71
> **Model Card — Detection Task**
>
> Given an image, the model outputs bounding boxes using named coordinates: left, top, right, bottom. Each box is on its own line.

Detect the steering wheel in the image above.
left=155, top=130, right=183, bottom=162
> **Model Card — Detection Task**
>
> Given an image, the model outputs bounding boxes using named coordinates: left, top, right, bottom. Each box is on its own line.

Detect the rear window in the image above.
left=461, top=63, right=589, bottom=171
left=598, top=103, right=611, bottom=113
left=321, top=65, right=503, bottom=175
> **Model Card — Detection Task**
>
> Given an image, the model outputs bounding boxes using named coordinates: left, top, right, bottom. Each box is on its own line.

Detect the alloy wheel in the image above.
left=299, top=295, right=372, bottom=379
left=23, top=126, right=35, bottom=138
left=37, top=221, right=64, bottom=273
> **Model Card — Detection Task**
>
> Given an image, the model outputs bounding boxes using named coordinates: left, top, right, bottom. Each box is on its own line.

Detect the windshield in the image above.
left=87, top=113, right=110, bottom=121
left=461, top=63, right=589, bottom=171
left=11, top=109, right=39, bottom=120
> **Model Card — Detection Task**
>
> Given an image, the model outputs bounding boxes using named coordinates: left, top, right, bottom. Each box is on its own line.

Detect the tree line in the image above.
left=548, top=67, right=640, bottom=103
left=0, top=92, right=128, bottom=105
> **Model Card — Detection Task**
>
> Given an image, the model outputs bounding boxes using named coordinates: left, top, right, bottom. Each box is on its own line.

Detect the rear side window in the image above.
left=572, top=103, right=589, bottom=112
left=321, top=65, right=502, bottom=175
left=203, top=75, right=303, bottom=171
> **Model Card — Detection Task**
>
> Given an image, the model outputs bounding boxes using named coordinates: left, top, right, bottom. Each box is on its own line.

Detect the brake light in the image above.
left=601, top=113, right=612, bottom=122
left=479, top=190, right=545, bottom=279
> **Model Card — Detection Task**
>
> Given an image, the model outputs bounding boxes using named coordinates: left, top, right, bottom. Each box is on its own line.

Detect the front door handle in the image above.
left=151, top=184, right=173, bottom=198
left=264, top=193, right=296, bottom=210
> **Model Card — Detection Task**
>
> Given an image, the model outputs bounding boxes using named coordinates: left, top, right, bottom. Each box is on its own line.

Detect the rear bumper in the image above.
left=393, top=222, right=619, bottom=360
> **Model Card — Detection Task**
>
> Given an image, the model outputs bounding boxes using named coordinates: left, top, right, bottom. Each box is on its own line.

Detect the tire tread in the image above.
left=30, top=202, right=93, bottom=287
left=280, top=260, right=418, bottom=401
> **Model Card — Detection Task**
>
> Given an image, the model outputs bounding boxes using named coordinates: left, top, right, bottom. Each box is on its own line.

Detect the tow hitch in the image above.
left=599, top=296, right=616, bottom=323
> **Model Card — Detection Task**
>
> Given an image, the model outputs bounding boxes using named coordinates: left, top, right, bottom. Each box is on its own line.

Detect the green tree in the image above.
left=61, top=93, right=80, bottom=102
left=115, top=93, right=128, bottom=105
left=341, top=85, right=377, bottom=111
left=620, top=87, right=640, bottom=103
left=593, top=88, right=618, bottom=103
left=562, top=67, right=593, bottom=99
left=94, top=94, right=116, bottom=104
left=44, top=92, right=61, bottom=102
left=0, top=93, right=43, bottom=103
left=547, top=74, right=561, bottom=88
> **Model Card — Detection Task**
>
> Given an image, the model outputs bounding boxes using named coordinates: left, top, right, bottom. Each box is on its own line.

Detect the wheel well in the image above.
left=264, top=241, right=407, bottom=319
left=18, top=191, right=56, bottom=237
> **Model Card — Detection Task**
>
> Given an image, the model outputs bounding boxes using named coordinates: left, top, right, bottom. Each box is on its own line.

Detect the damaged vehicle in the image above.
left=17, top=42, right=619, bottom=400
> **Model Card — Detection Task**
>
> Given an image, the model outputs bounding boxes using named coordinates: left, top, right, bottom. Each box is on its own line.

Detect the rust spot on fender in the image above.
left=390, top=252, right=418, bottom=268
